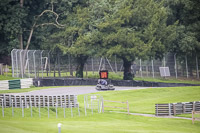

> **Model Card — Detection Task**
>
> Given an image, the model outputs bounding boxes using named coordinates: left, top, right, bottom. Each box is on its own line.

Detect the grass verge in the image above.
left=0, top=86, right=67, bottom=94
left=78, top=86, right=200, bottom=114
left=135, top=77, right=200, bottom=84
left=0, top=113, right=200, bottom=133
left=0, top=86, right=200, bottom=132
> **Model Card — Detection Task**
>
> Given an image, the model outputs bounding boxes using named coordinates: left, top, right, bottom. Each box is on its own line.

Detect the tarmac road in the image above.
left=10, top=86, right=153, bottom=96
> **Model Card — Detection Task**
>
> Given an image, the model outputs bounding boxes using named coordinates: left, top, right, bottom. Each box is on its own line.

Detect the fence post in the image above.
left=27, top=50, right=30, bottom=78
left=24, top=95, right=27, bottom=108
left=127, top=101, right=130, bottom=115
left=20, top=50, right=23, bottom=78
left=98, top=57, right=103, bottom=72
left=185, top=56, right=189, bottom=78
left=12, top=99, right=14, bottom=117
left=193, top=101, right=196, bottom=111
left=9, top=95, right=11, bottom=107
left=60, top=95, right=62, bottom=108
left=56, top=96, right=58, bottom=108
left=2, top=99, right=4, bottom=117
left=192, top=111, right=194, bottom=124
left=43, top=95, right=45, bottom=108
left=68, top=95, right=70, bottom=108
left=5, top=64, right=7, bottom=77
left=140, top=59, right=143, bottom=78
left=3, top=94, right=6, bottom=108
left=19, top=95, right=22, bottom=108
left=38, top=102, right=40, bottom=118
left=98, top=99, right=100, bottom=113
left=48, top=102, right=49, bottom=118
left=86, top=63, right=88, bottom=78
left=33, top=50, right=36, bottom=78
left=47, top=96, right=50, bottom=107
left=156, top=104, right=158, bottom=116
left=34, top=95, right=36, bottom=107
left=78, top=103, right=80, bottom=116
left=92, top=57, right=94, bottom=74
left=102, top=98, right=104, bottom=113
left=196, top=56, right=199, bottom=79
left=70, top=102, right=73, bottom=117
left=14, top=95, right=17, bottom=108
left=163, top=56, right=166, bottom=67
left=84, top=96, right=87, bottom=116
left=22, top=100, right=24, bottom=117
left=56, top=103, right=58, bottom=118
left=168, top=103, right=171, bottom=116
left=11, top=49, right=15, bottom=77
left=91, top=98, right=93, bottom=115
left=48, top=51, right=51, bottom=77
left=146, top=65, right=148, bottom=77
left=183, top=103, right=186, bottom=114
left=63, top=103, right=65, bottom=118
left=39, top=96, right=41, bottom=108
left=115, top=55, right=117, bottom=73
left=52, top=96, right=54, bottom=107
left=15, top=50, right=19, bottom=77
left=58, top=53, right=61, bottom=77
left=174, top=54, right=178, bottom=79
left=29, top=95, right=31, bottom=108
left=30, top=101, right=32, bottom=117
left=173, top=103, right=176, bottom=116
left=106, top=57, right=115, bottom=73
left=41, top=50, right=44, bottom=78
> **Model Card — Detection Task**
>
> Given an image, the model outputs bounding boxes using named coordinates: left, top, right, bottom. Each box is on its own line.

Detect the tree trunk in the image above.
left=76, top=55, right=88, bottom=78
left=19, top=0, right=24, bottom=49
left=19, top=31, right=23, bottom=49
left=123, top=58, right=133, bottom=80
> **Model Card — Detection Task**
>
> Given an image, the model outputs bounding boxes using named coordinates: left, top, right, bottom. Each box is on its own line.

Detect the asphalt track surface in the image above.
left=12, top=86, right=154, bottom=96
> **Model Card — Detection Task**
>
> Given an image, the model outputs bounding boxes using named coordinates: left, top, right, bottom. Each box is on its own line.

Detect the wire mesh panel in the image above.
left=11, top=49, right=49, bottom=78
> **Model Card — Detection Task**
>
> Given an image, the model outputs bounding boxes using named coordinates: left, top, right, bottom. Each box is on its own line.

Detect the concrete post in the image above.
left=58, top=123, right=62, bottom=133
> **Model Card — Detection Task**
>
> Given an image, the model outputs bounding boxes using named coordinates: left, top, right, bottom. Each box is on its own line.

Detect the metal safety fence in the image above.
left=11, top=49, right=200, bottom=79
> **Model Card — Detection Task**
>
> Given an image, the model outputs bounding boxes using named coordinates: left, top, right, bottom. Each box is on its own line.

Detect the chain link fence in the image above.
left=11, top=49, right=200, bottom=79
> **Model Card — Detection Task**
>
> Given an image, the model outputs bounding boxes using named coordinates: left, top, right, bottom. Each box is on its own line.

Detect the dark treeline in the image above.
left=0, top=0, right=199, bottom=80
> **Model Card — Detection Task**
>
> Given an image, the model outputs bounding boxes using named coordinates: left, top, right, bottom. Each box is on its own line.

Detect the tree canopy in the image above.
left=166, top=0, right=200, bottom=56
left=95, top=0, right=176, bottom=79
left=0, top=0, right=199, bottom=80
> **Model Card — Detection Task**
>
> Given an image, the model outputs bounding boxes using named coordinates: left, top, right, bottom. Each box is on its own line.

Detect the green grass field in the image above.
left=0, top=113, right=199, bottom=133
left=79, top=86, right=200, bottom=114
left=0, top=86, right=200, bottom=132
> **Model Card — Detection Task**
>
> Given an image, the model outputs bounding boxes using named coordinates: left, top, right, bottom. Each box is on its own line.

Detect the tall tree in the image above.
left=55, top=0, right=106, bottom=78
left=97, top=0, right=176, bottom=80
left=166, top=0, right=200, bottom=56
left=0, top=0, right=26, bottom=63
left=165, top=0, right=200, bottom=76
